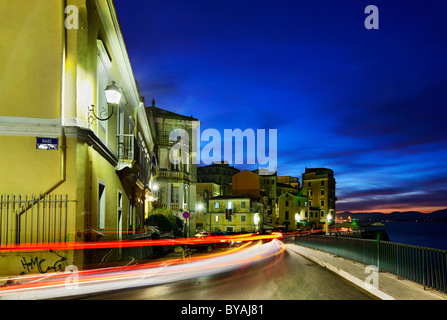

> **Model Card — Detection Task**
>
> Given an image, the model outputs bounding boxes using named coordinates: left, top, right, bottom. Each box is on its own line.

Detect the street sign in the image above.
left=36, top=137, right=59, bottom=150
left=183, top=211, right=190, bottom=219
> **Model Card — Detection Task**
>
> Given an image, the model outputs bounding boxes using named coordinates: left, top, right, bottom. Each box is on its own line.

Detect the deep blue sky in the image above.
left=114, top=0, right=447, bottom=213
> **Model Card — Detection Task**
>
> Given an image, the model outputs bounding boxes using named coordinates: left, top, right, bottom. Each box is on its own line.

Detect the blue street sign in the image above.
left=183, top=211, right=190, bottom=219
left=36, top=137, right=59, bottom=150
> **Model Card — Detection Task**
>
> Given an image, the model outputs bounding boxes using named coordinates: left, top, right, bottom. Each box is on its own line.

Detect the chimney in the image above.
left=152, top=98, right=156, bottom=108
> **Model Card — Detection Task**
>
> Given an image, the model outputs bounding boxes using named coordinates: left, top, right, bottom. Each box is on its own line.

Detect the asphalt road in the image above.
left=81, top=244, right=374, bottom=300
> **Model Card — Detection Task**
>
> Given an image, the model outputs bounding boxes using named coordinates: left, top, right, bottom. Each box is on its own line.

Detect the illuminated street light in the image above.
left=104, top=81, right=122, bottom=105
left=88, top=81, right=122, bottom=121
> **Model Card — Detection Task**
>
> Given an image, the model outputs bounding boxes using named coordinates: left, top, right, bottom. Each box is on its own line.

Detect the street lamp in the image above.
left=104, top=81, right=122, bottom=105
left=89, top=81, right=122, bottom=122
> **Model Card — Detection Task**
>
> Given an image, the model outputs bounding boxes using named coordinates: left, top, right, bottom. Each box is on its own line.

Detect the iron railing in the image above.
left=117, top=134, right=134, bottom=161
left=0, top=194, right=73, bottom=246
left=295, top=235, right=447, bottom=293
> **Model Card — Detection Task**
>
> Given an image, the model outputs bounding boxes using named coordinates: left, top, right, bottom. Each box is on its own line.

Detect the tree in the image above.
left=145, top=214, right=172, bottom=233
left=144, top=208, right=184, bottom=236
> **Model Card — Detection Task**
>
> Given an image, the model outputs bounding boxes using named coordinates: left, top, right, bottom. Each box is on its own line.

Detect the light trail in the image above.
left=0, top=232, right=283, bottom=252
left=0, top=239, right=286, bottom=300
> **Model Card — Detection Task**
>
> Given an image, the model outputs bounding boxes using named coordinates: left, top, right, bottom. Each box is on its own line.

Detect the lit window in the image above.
left=227, top=201, right=232, bottom=209
left=214, top=202, right=220, bottom=209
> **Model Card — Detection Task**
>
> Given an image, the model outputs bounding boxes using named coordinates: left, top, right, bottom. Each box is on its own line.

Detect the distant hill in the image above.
left=336, top=209, right=447, bottom=222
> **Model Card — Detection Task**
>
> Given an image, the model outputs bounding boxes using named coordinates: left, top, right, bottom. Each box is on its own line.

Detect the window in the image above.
left=227, top=215, right=232, bottom=222
left=227, top=201, right=233, bottom=209
left=285, top=211, right=289, bottom=220
left=321, top=189, right=325, bottom=196
left=226, top=227, right=234, bottom=232
left=309, top=190, right=312, bottom=197
left=215, top=215, right=219, bottom=223
left=118, top=191, right=123, bottom=240
left=308, top=182, right=311, bottom=187
left=214, top=202, right=220, bottom=209
left=128, top=195, right=133, bottom=230
left=241, top=201, right=246, bottom=209
left=321, top=180, right=325, bottom=186
left=241, top=215, right=246, bottom=223
left=321, top=211, right=325, bottom=217
left=98, top=182, right=106, bottom=230
left=309, top=200, right=312, bottom=207
left=321, top=200, right=325, bottom=207
left=241, top=227, right=246, bottom=232
left=172, top=186, right=179, bottom=204
left=285, top=201, right=289, bottom=207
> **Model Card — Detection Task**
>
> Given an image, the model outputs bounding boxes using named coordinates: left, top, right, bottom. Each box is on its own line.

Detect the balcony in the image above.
left=117, top=134, right=134, bottom=162
left=157, top=131, right=189, bottom=147
left=158, top=170, right=191, bottom=182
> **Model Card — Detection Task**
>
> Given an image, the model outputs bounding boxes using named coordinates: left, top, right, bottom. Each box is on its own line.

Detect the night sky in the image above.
left=114, top=0, right=447, bottom=213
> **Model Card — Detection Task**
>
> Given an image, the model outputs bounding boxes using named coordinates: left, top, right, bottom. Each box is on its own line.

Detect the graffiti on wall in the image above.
left=19, top=250, right=68, bottom=275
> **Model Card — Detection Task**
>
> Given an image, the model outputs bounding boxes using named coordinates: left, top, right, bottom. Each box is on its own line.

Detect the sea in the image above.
left=383, top=221, right=447, bottom=251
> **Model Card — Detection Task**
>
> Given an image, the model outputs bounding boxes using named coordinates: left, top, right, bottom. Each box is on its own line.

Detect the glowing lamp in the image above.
left=104, top=81, right=122, bottom=105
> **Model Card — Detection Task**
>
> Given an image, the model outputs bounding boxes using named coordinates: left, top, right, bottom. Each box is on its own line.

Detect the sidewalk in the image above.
left=286, top=243, right=447, bottom=300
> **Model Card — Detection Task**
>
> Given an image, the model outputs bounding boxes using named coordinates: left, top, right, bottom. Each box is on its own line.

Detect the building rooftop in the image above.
left=146, top=99, right=199, bottom=121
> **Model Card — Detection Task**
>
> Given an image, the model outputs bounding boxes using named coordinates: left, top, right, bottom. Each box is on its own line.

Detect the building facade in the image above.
left=301, top=168, right=336, bottom=229
left=205, top=195, right=262, bottom=233
left=197, top=162, right=240, bottom=196
left=195, top=182, right=222, bottom=231
left=0, top=0, right=156, bottom=273
left=146, top=101, right=199, bottom=236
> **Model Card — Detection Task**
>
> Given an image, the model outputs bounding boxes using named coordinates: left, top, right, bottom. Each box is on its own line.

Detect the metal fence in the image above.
left=0, top=194, right=72, bottom=246
left=295, top=235, right=447, bottom=293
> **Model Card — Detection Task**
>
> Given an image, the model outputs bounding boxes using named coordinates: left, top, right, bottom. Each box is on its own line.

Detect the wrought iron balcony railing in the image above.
left=117, top=134, right=134, bottom=161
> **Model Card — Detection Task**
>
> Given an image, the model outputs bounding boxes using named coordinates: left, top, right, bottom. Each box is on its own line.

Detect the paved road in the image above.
left=81, top=245, right=374, bottom=300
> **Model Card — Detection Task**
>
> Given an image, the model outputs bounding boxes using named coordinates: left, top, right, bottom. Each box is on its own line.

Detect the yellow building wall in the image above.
left=0, top=0, right=64, bottom=119
left=206, top=198, right=256, bottom=232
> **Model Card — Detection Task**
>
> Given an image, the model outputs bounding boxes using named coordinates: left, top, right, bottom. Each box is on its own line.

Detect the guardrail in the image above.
left=295, top=235, right=447, bottom=293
